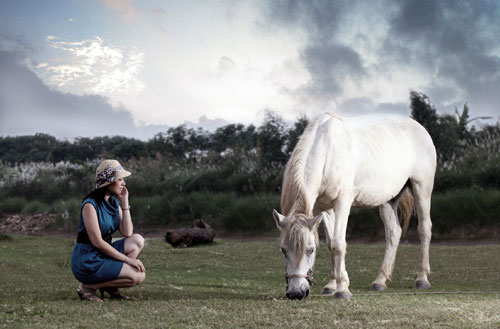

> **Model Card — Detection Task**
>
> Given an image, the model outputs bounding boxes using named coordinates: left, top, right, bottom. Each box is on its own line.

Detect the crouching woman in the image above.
left=71, top=160, right=145, bottom=302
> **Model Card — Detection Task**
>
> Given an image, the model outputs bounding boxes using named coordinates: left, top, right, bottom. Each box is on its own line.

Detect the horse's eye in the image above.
left=307, top=248, right=315, bottom=255
left=280, top=247, right=286, bottom=255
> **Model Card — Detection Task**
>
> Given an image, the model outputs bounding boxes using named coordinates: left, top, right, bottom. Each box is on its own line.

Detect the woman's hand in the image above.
left=118, top=185, right=129, bottom=206
left=126, top=257, right=145, bottom=273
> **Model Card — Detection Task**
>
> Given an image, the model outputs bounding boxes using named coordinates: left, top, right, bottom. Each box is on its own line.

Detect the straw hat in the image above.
left=95, top=160, right=131, bottom=189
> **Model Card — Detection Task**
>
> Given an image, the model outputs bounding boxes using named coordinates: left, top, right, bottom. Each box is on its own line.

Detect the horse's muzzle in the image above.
left=285, top=288, right=310, bottom=300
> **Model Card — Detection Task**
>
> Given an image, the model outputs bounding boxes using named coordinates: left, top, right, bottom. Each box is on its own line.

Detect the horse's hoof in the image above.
left=415, top=281, right=431, bottom=289
left=321, top=288, right=335, bottom=295
left=371, top=283, right=386, bottom=291
left=333, top=292, right=352, bottom=300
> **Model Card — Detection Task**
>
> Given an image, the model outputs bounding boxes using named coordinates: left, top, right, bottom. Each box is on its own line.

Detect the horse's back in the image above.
left=320, top=114, right=435, bottom=167
left=318, top=114, right=436, bottom=207
left=345, top=114, right=435, bottom=162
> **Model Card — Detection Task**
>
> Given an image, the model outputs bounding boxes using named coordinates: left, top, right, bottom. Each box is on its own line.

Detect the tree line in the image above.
left=0, top=111, right=308, bottom=170
left=1, top=92, right=499, bottom=172
left=409, top=91, right=499, bottom=165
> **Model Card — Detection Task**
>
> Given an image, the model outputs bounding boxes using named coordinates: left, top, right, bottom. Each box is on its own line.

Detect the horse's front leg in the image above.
left=321, top=209, right=337, bottom=295
left=330, top=198, right=352, bottom=300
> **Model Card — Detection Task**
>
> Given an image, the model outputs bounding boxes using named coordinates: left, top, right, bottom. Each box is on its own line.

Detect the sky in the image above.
left=1, top=0, right=499, bottom=140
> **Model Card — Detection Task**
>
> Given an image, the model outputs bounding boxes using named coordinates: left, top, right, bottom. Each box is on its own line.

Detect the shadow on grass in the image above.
left=179, top=282, right=257, bottom=290
left=53, top=284, right=280, bottom=303
left=142, top=285, right=279, bottom=301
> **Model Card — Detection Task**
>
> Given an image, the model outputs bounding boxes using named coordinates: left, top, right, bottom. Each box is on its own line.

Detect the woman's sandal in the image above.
left=76, top=283, right=103, bottom=303
left=99, top=287, right=131, bottom=300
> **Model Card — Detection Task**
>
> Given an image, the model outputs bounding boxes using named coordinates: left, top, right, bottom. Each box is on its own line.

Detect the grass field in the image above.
left=1, top=234, right=499, bottom=328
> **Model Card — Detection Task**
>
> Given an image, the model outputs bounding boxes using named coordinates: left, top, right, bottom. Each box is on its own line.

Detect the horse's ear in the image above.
left=273, top=209, right=286, bottom=231
left=307, top=213, right=324, bottom=231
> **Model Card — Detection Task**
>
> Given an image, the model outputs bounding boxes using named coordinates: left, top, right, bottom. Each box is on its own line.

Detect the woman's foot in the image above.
left=77, top=283, right=103, bottom=303
left=99, top=287, right=131, bottom=300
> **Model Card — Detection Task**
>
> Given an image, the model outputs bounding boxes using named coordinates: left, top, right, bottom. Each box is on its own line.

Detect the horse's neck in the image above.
left=281, top=118, right=327, bottom=217
left=290, top=194, right=311, bottom=217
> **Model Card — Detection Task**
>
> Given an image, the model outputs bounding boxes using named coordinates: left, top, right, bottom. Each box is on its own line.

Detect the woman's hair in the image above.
left=82, top=186, right=108, bottom=203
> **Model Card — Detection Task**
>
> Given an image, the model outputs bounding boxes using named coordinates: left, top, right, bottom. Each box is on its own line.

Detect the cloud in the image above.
left=153, top=8, right=168, bottom=16
left=0, top=50, right=139, bottom=139
left=385, top=0, right=500, bottom=117
left=104, top=0, right=135, bottom=20
left=264, top=1, right=370, bottom=111
left=0, top=33, right=34, bottom=55
left=263, top=0, right=500, bottom=118
left=136, top=123, right=170, bottom=140
left=0, top=49, right=229, bottom=140
left=299, top=43, right=365, bottom=102
left=217, top=57, right=238, bottom=77
left=184, top=115, right=230, bottom=132
left=33, top=36, right=145, bottom=96
left=339, top=97, right=408, bottom=117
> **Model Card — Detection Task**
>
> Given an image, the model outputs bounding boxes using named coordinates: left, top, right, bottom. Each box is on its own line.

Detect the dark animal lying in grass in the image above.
left=164, top=220, right=216, bottom=248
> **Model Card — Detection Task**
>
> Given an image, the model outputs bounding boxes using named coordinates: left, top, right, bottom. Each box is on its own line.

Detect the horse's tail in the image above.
left=398, top=187, right=415, bottom=236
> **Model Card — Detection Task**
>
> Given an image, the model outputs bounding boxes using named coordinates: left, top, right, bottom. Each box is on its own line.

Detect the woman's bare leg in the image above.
left=124, top=233, right=145, bottom=259
left=85, top=263, right=145, bottom=289
left=85, top=234, right=146, bottom=290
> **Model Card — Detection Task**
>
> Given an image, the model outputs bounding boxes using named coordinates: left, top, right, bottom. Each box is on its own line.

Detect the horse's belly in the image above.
left=316, top=186, right=398, bottom=209
left=351, top=153, right=412, bottom=207
left=352, top=189, right=397, bottom=207
left=352, top=167, right=410, bottom=207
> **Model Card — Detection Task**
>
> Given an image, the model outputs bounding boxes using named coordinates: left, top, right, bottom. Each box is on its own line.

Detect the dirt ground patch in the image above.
left=0, top=213, right=56, bottom=235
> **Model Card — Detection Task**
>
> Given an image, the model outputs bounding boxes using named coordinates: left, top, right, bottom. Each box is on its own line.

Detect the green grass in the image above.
left=1, top=236, right=500, bottom=328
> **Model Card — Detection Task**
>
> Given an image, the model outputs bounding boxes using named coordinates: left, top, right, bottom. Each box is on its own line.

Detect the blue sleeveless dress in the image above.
left=71, top=196, right=125, bottom=284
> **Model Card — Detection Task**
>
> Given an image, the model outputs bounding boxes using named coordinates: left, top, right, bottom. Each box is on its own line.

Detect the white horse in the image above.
left=273, top=113, right=436, bottom=300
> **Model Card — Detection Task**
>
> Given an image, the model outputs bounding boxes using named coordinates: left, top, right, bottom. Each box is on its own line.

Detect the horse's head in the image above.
left=273, top=209, right=323, bottom=300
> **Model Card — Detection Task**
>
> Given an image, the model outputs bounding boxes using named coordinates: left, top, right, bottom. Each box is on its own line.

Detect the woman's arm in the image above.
left=82, top=203, right=144, bottom=272
left=117, top=186, right=133, bottom=237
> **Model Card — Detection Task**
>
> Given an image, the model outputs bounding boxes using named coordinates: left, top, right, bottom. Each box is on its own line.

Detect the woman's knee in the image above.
left=132, top=271, right=146, bottom=286
left=132, top=233, right=145, bottom=250
left=126, top=234, right=144, bottom=254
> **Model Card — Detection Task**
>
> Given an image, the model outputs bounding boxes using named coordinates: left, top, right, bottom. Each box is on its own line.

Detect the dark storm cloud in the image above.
left=386, top=0, right=500, bottom=117
left=387, top=0, right=500, bottom=70
left=264, top=0, right=500, bottom=118
left=267, top=0, right=366, bottom=103
left=389, top=0, right=499, bottom=54
left=0, top=50, right=139, bottom=139
left=268, top=0, right=345, bottom=40
left=299, top=43, right=365, bottom=101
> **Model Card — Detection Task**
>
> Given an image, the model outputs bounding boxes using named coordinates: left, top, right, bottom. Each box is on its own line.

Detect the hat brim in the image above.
left=115, top=170, right=131, bottom=180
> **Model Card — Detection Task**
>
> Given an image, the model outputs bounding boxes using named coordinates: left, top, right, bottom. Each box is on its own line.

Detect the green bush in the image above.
left=0, top=197, right=26, bottom=214
left=219, top=194, right=280, bottom=232
left=48, top=199, right=81, bottom=232
left=435, top=165, right=500, bottom=192
left=348, top=208, right=382, bottom=237
left=1, top=158, right=500, bottom=237
left=132, top=194, right=173, bottom=227
left=431, top=188, right=500, bottom=234
left=130, top=192, right=280, bottom=233
left=22, top=200, right=50, bottom=214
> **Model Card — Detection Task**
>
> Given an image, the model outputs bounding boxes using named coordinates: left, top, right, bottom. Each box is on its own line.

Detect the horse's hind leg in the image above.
left=411, top=180, right=433, bottom=289
left=371, top=201, right=402, bottom=291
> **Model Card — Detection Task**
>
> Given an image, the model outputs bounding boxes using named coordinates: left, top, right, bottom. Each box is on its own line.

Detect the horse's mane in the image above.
left=281, top=116, right=324, bottom=217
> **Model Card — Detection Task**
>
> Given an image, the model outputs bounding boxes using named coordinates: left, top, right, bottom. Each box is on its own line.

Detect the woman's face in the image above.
left=107, top=178, right=126, bottom=196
